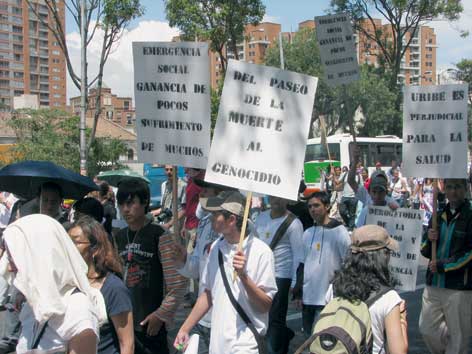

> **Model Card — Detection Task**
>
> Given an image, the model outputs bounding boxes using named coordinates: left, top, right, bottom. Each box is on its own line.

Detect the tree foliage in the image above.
left=7, top=109, right=127, bottom=177
left=454, top=59, right=472, bottom=101
left=330, top=0, right=463, bottom=89
left=165, top=0, right=265, bottom=73
left=25, top=0, right=143, bottom=166
left=264, top=28, right=399, bottom=137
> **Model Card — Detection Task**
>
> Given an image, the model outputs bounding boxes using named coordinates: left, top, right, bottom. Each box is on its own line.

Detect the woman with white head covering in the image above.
left=0, top=214, right=105, bottom=354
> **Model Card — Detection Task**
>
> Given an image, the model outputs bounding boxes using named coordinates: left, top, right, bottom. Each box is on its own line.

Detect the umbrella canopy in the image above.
left=0, top=160, right=99, bottom=200
left=97, top=169, right=150, bottom=187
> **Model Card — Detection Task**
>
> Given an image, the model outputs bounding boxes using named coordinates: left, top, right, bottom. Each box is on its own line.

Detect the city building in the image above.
left=357, top=19, right=437, bottom=86
left=69, top=84, right=136, bottom=132
left=205, top=19, right=437, bottom=89
left=0, top=0, right=67, bottom=111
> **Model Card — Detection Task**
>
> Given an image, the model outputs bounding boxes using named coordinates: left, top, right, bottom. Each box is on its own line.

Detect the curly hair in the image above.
left=71, top=216, right=123, bottom=279
left=332, top=248, right=398, bottom=303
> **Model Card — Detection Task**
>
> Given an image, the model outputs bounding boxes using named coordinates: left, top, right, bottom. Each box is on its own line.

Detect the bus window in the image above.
left=305, top=143, right=340, bottom=162
left=374, top=143, right=402, bottom=166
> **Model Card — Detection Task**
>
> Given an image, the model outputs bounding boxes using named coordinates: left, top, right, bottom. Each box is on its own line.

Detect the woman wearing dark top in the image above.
left=69, top=216, right=134, bottom=354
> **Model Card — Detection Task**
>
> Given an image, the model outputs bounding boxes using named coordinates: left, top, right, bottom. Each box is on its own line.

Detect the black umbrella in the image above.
left=0, top=160, right=99, bottom=200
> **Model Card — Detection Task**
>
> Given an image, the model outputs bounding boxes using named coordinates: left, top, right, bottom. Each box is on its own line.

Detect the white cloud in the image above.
left=262, top=14, right=280, bottom=23
left=427, top=2, right=472, bottom=69
left=66, top=20, right=180, bottom=101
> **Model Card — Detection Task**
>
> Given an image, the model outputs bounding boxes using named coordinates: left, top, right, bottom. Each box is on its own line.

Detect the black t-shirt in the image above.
left=98, top=273, right=133, bottom=354
left=115, top=222, right=165, bottom=331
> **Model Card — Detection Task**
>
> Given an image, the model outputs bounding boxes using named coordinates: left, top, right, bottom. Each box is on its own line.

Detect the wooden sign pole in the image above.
left=234, top=191, right=253, bottom=281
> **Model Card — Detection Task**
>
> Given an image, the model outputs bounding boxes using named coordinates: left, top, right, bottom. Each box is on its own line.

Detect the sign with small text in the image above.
left=315, top=13, right=359, bottom=87
left=366, top=206, right=424, bottom=292
left=133, top=42, right=211, bottom=168
left=403, top=84, right=468, bottom=178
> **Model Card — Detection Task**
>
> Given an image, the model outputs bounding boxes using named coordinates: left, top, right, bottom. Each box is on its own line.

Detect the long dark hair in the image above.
left=332, top=248, right=398, bottom=303
left=71, top=216, right=123, bottom=279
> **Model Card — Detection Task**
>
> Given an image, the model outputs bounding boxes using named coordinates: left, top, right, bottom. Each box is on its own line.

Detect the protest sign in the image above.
left=366, top=206, right=424, bottom=292
left=315, top=13, right=359, bottom=87
left=205, top=59, right=318, bottom=200
left=403, top=84, right=468, bottom=178
left=133, top=42, right=211, bottom=169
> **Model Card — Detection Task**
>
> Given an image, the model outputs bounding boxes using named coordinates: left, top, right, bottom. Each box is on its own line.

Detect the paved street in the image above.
left=169, top=260, right=472, bottom=353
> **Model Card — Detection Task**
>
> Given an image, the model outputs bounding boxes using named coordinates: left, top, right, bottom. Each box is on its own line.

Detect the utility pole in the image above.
left=79, top=0, right=87, bottom=175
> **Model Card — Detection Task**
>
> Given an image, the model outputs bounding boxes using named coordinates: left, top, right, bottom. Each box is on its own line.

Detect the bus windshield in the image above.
left=305, top=143, right=340, bottom=162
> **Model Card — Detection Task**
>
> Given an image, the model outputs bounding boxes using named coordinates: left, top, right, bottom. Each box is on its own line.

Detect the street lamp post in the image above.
left=80, top=0, right=87, bottom=176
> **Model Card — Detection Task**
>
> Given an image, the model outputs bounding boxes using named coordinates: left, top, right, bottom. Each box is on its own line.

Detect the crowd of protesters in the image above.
left=0, top=156, right=470, bottom=354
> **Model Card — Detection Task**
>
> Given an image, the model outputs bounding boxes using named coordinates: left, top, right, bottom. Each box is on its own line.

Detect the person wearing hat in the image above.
left=174, top=191, right=277, bottom=354
left=171, top=179, right=228, bottom=354
left=326, top=225, right=408, bottom=354
left=347, top=147, right=399, bottom=225
left=419, top=178, right=472, bottom=354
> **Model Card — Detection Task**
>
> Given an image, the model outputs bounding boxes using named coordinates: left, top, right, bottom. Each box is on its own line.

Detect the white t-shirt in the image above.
left=302, top=223, right=350, bottom=306
left=201, top=235, right=277, bottom=354
left=325, top=286, right=402, bottom=354
left=16, top=292, right=98, bottom=354
left=178, top=212, right=221, bottom=327
left=255, top=211, right=304, bottom=286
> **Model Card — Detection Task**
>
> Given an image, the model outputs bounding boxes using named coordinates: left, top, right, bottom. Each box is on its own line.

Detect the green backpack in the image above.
left=295, top=288, right=390, bottom=354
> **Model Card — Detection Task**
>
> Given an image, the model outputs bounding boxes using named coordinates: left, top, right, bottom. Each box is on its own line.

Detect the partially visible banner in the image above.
left=366, top=206, right=424, bottom=292
left=133, top=42, right=211, bottom=169
left=315, top=13, right=359, bottom=87
left=403, top=84, right=468, bottom=178
left=205, top=60, right=318, bottom=200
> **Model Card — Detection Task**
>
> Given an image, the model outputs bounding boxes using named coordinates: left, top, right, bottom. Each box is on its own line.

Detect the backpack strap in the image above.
left=31, top=320, right=49, bottom=350
left=218, top=250, right=266, bottom=354
left=364, top=286, right=392, bottom=308
left=269, top=212, right=296, bottom=250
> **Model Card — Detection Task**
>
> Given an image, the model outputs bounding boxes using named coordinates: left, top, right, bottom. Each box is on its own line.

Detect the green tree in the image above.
left=264, top=28, right=399, bottom=136
left=26, top=0, right=144, bottom=173
left=454, top=59, right=472, bottom=102
left=330, top=0, right=463, bottom=90
left=7, top=109, right=127, bottom=177
left=165, top=0, right=265, bottom=73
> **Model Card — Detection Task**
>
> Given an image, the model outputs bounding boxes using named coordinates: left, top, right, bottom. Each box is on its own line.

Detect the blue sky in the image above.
left=135, top=0, right=332, bottom=30
left=65, top=0, right=472, bottom=99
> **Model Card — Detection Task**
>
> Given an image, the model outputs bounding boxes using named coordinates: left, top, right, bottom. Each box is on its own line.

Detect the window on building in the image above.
left=106, top=111, right=113, bottom=120
left=127, top=149, right=134, bottom=160
left=123, top=100, right=130, bottom=110
left=13, top=71, right=23, bottom=79
left=126, top=114, right=132, bottom=125
left=104, top=95, right=111, bottom=105
left=52, top=58, right=60, bottom=63
left=52, top=50, right=60, bottom=55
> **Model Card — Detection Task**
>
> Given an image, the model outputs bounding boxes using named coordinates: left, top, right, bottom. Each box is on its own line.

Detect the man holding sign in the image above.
left=174, top=191, right=277, bottom=354
left=419, top=178, right=472, bottom=354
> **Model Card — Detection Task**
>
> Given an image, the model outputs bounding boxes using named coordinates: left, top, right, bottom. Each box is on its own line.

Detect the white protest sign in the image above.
left=366, top=206, right=424, bottom=292
left=133, top=42, right=211, bottom=169
left=315, top=13, right=359, bottom=87
left=205, top=59, right=318, bottom=200
left=403, top=84, right=468, bottom=178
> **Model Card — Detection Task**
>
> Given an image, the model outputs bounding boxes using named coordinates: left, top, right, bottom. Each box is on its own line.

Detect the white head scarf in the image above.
left=0, top=214, right=106, bottom=325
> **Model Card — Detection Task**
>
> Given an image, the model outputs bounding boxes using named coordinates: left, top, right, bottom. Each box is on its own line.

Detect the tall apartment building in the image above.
left=207, top=18, right=437, bottom=89
left=0, top=0, right=66, bottom=111
left=357, top=19, right=437, bottom=85
left=210, top=22, right=281, bottom=88
left=69, top=84, right=136, bottom=131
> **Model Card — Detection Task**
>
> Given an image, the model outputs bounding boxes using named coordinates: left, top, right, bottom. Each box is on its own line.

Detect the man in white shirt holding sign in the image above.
left=255, top=196, right=304, bottom=354
left=174, top=191, right=277, bottom=354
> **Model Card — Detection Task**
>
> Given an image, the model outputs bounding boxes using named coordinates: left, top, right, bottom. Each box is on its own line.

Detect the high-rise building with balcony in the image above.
left=357, top=20, right=437, bottom=86
left=0, top=0, right=66, bottom=111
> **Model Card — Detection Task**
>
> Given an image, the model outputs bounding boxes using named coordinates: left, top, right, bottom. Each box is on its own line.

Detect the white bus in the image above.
left=304, top=134, right=402, bottom=192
